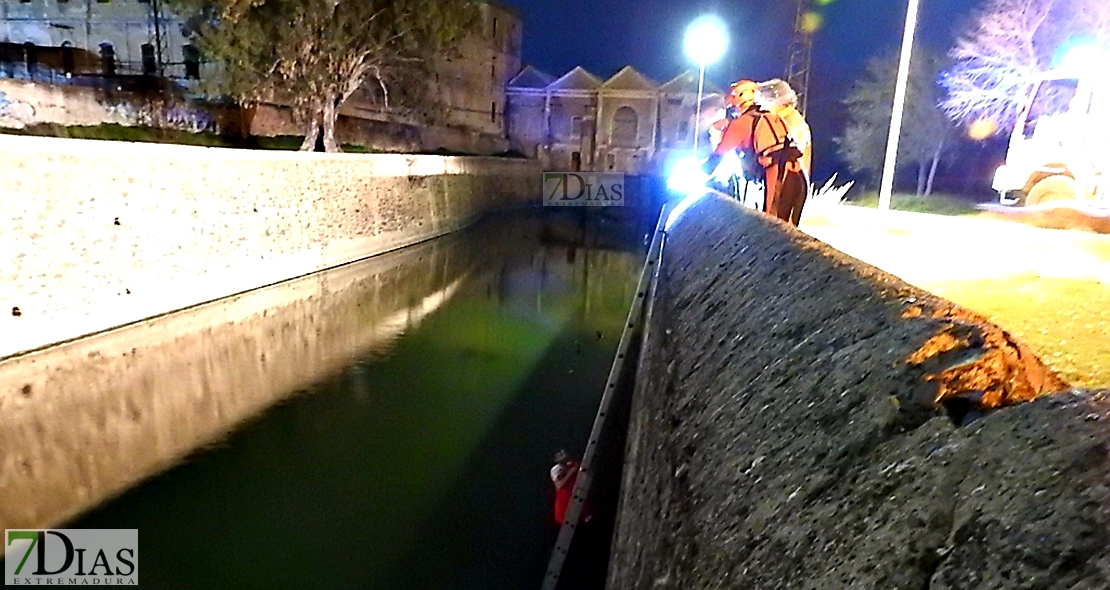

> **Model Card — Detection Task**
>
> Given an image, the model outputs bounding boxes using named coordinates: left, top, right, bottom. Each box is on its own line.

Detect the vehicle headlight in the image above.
left=992, top=165, right=1016, bottom=191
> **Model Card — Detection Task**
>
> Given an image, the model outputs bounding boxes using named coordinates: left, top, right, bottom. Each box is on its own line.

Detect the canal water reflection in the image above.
left=68, top=209, right=649, bottom=589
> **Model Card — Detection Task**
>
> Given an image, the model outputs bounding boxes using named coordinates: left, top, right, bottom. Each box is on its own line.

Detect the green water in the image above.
left=67, top=209, right=649, bottom=589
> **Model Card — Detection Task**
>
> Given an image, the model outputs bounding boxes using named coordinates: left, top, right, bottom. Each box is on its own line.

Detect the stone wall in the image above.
left=0, top=78, right=217, bottom=131
left=0, top=134, right=540, bottom=358
left=609, top=195, right=1110, bottom=589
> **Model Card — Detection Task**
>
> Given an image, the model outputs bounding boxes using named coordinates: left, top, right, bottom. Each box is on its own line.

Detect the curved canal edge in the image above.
left=607, top=194, right=1110, bottom=589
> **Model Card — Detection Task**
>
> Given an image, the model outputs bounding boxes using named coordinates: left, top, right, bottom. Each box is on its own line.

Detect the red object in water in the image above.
left=551, top=459, right=591, bottom=524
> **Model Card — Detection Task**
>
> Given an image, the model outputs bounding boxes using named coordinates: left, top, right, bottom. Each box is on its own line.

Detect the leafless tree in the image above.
left=942, top=0, right=1110, bottom=132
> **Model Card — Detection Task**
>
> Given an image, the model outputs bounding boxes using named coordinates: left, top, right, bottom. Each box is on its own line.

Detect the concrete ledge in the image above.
left=609, top=195, right=1109, bottom=589
left=0, top=135, right=540, bottom=358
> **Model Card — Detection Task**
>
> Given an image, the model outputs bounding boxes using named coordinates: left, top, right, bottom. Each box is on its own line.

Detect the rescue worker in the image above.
left=704, top=80, right=809, bottom=226
left=757, top=79, right=813, bottom=182
left=550, top=450, right=591, bottom=525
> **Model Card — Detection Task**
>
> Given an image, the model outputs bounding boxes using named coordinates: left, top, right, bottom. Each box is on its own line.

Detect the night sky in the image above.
left=500, top=0, right=984, bottom=182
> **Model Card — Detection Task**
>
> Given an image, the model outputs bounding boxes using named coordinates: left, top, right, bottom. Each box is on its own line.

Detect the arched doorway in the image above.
left=611, top=106, right=638, bottom=147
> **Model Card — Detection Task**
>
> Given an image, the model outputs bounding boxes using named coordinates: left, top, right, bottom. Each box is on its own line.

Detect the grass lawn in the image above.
left=925, top=276, right=1110, bottom=389
left=0, top=123, right=372, bottom=152
left=801, top=205, right=1110, bottom=389
left=845, top=192, right=988, bottom=216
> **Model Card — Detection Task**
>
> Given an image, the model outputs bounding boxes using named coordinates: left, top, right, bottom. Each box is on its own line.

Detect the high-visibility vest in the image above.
left=773, top=105, right=812, bottom=176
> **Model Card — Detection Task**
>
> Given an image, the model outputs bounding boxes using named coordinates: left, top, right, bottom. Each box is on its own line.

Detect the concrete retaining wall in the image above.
left=0, top=134, right=540, bottom=358
left=0, top=79, right=219, bottom=131
left=0, top=219, right=535, bottom=530
left=609, top=195, right=1110, bottom=589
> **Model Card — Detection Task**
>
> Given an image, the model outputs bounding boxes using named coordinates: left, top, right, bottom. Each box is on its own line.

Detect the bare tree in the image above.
left=942, top=0, right=1110, bottom=133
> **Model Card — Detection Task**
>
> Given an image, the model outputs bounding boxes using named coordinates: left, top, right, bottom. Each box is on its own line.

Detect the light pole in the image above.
left=684, top=15, right=729, bottom=156
left=878, top=0, right=921, bottom=211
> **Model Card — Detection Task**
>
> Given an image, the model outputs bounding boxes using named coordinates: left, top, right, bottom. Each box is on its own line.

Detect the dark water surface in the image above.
left=68, top=209, right=650, bottom=589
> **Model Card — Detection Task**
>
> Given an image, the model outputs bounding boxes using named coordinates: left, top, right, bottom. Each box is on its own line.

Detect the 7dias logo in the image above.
left=5, top=529, right=138, bottom=585
left=543, top=172, right=626, bottom=206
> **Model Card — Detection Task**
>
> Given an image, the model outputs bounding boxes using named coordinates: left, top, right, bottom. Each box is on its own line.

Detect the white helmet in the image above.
left=756, top=79, right=798, bottom=111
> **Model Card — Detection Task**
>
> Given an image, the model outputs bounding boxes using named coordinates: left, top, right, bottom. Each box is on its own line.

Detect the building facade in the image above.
left=0, top=0, right=521, bottom=153
left=433, top=1, right=522, bottom=138
left=0, top=0, right=193, bottom=81
left=506, top=65, right=721, bottom=174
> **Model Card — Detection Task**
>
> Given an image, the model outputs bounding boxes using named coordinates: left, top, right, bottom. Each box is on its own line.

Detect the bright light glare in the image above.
left=667, top=156, right=708, bottom=193
left=684, top=15, right=729, bottom=66
left=665, top=190, right=709, bottom=232
left=710, top=151, right=743, bottom=184
left=1058, top=44, right=1103, bottom=73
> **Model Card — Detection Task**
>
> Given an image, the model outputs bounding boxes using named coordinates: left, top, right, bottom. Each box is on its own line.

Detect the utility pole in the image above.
left=150, top=0, right=167, bottom=77
left=785, top=0, right=814, bottom=117
left=878, top=0, right=921, bottom=211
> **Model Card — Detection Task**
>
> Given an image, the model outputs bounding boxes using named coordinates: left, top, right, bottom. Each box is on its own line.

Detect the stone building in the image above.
left=506, top=65, right=721, bottom=175
left=432, top=1, right=521, bottom=140
left=0, top=0, right=521, bottom=153
left=360, top=0, right=521, bottom=153
left=0, top=0, right=195, bottom=81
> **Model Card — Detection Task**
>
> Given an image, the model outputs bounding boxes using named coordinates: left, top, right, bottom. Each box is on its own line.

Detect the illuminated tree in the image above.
left=172, top=0, right=477, bottom=151
left=837, top=49, right=955, bottom=197
left=942, top=0, right=1110, bottom=133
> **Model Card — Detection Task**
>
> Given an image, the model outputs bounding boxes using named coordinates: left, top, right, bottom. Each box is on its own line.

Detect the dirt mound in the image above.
left=977, top=203, right=1110, bottom=234
left=609, top=195, right=1110, bottom=589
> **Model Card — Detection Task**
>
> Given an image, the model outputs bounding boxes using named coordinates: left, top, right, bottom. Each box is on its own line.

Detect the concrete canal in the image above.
left=60, top=208, right=650, bottom=588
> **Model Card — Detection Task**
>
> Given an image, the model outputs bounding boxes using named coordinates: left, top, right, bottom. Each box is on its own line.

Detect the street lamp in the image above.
left=684, top=15, right=729, bottom=155
left=877, top=0, right=921, bottom=211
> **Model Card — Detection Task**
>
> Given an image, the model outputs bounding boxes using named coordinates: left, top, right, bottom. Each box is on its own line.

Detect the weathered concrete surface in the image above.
left=0, top=219, right=532, bottom=531
left=0, top=134, right=540, bottom=358
left=609, top=195, right=1110, bottom=589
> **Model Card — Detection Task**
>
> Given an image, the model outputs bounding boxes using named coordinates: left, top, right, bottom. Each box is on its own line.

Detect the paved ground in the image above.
left=801, top=205, right=1110, bottom=388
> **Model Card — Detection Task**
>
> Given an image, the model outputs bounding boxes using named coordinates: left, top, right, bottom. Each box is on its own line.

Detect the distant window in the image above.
left=493, top=17, right=498, bottom=38
left=491, top=101, right=496, bottom=122
left=141, top=43, right=155, bottom=75
left=677, top=121, right=689, bottom=139
left=490, top=63, right=495, bottom=80
left=667, top=97, right=683, bottom=106
left=611, top=106, right=639, bottom=147
left=61, top=41, right=74, bottom=73
left=606, top=153, right=616, bottom=170
left=96, top=0, right=109, bottom=4
left=99, top=42, right=115, bottom=75
left=23, top=43, right=36, bottom=73
left=183, top=44, right=200, bottom=79
left=571, top=151, right=582, bottom=171
left=19, top=0, right=30, bottom=4
left=58, top=0, right=70, bottom=4
left=571, top=116, right=583, bottom=137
